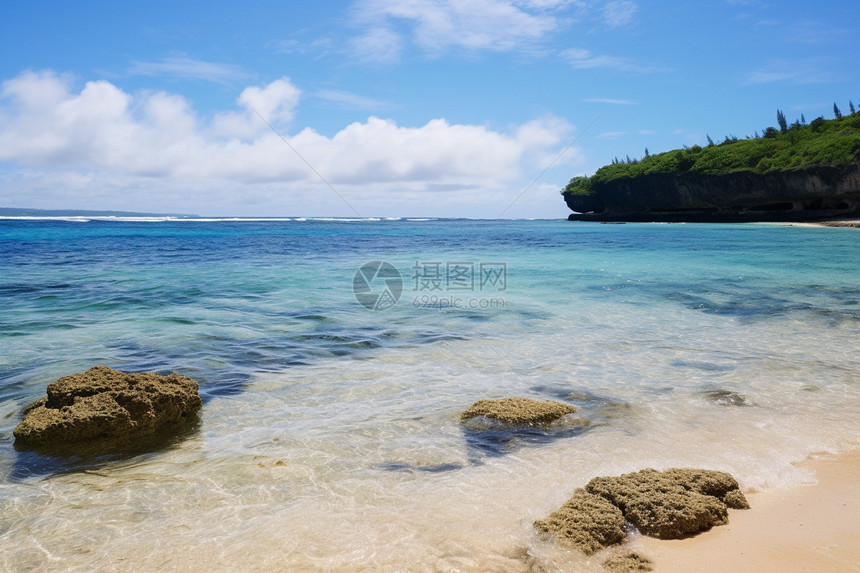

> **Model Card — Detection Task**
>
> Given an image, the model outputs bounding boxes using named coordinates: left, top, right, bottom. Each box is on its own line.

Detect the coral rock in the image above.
left=534, top=489, right=627, bottom=554
left=14, top=365, right=202, bottom=453
left=585, top=468, right=748, bottom=539
left=460, top=397, right=575, bottom=425
left=602, top=552, right=654, bottom=572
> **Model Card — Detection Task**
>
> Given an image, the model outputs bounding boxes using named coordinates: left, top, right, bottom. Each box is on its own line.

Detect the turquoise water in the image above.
left=1, top=218, right=858, bottom=571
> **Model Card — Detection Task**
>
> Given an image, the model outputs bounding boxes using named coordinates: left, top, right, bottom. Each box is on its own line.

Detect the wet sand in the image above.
left=639, top=449, right=860, bottom=572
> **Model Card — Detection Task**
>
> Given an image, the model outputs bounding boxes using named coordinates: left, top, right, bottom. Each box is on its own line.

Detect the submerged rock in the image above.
left=602, top=552, right=654, bottom=572
left=585, top=468, right=749, bottom=539
left=460, top=397, right=587, bottom=457
left=13, top=365, right=202, bottom=453
left=701, top=390, right=749, bottom=407
left=533, top=489, right=627, bottom=554
left=460, top=397, right=575, bottom=425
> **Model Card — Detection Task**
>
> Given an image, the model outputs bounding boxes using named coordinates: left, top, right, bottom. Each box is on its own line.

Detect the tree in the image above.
left=809, top=116, right=826, bottom=132
left=850, top=101, right=856, bottom=115
left=833, top=103, right=843, bottom=119
left=801, top=114, right=806, bottom=125
left=776, top=109, right=788, bottom=133
left=706, top=134, right=715, bottom=146
left=644, top=147, right=650, bottom=158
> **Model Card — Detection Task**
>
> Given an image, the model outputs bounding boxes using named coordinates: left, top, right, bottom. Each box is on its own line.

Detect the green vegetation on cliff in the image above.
left=565, top=110, right=860, bottom=196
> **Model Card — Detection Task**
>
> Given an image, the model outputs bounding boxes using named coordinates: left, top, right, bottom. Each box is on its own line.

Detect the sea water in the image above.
left=0, top=218, right=858, bottom=572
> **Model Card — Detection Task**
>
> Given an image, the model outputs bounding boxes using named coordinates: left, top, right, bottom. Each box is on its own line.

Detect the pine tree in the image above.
left=644, top=148, right=650, bottom=158
left=801, top=114, right=806, bottom=125
left=833, top=103, right=843, bottom=119
left=706, top=134, right=714, bottom=146
left=850, top=101, right=856, bottom=114
left=776, top=109, right=788, bottom=133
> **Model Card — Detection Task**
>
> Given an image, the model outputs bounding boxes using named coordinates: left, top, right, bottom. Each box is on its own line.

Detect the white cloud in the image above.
left=583, top=97, right=637, bottom=105
left=786, top=22, right=849, bottom=45
left=560, top=47, right=630, bottom=69
left=313, top=89, right=391, bottom=111
left=272, top=37, right=336, bottom=57
left=0, top=70, right=578, bottom=217
left=597, top=131, right=627, bottom=140
left=210, top=79, right=302, bottom=140
left=127, top=57, right=250, bottom=84
left=238, top=80, right=301, bottom=122
left=602, top=1, right=637, bottom=28
left=744, top=70, right=794, bottom=84
left=349, top=0, right=572, bottom=62
left=743, top=59, right=834, bottom=85
left=561, top=47, right=667, bottom=73
left=349, top=25, right=403, bottom=65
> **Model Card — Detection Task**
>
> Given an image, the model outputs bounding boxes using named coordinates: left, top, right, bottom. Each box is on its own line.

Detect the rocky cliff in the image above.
left=565, top=163, right=860, bottom=222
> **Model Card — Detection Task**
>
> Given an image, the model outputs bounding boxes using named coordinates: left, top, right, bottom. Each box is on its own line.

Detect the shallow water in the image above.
left=1, top=219, right=858, bottom=571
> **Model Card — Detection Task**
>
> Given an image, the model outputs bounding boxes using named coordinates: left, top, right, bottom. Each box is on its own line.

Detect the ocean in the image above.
left=1, top=218, right=858, bottom=571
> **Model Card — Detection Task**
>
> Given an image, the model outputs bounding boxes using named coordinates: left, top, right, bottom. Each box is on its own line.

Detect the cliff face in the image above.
left=565, top=164, right=860, bottom=222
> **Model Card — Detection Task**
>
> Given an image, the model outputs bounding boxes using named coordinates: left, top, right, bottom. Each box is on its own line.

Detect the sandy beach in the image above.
left=638, top=449, right=860, bottom=572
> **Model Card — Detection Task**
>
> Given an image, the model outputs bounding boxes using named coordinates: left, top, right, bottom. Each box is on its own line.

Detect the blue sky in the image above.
left=1, top=1, right=857, bottom=217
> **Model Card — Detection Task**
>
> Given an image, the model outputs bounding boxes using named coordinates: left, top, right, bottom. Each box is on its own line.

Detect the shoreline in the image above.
left=636, top=448, right=860, bottom=572
left=795, top=219, right=860, bottom=228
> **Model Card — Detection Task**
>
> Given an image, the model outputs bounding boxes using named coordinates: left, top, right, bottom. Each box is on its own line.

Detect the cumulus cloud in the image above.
left=0, top=70, right=577, bottom=216
left=211, top=78, right=301, bottom=139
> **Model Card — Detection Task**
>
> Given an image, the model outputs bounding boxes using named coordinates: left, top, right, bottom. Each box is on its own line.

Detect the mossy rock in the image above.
left=460, top=397, right=575, bottom=426
left=662, top=468, right=749, bottom=508
left=585, top=468, right=749, bottom=539
left=14, top=365, right=202, bottom=454
left=603, top=552, right=654, bottom=572
left=537, top=467, right=749, bottom=553
left=534, top=489, right=627, bottom=554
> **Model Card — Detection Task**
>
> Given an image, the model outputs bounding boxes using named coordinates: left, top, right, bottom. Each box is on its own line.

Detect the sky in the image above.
left=0, top=1, right=858, bottom=218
